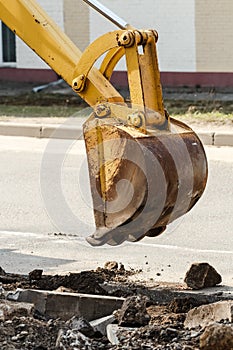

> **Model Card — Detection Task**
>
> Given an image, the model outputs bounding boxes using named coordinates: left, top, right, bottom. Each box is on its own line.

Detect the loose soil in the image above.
left=0, top=265, right=231, bottom=349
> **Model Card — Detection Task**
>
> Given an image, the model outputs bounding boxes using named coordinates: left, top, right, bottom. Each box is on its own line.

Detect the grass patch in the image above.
left=172, top=111, right=233, bottom=123
left=0, top=104, right=83, bottom=118
left=0, top=98, right=232, bottom=124
left=164, top=99, right=233, bottom=124
left=165, top=99, right=233, bottom=115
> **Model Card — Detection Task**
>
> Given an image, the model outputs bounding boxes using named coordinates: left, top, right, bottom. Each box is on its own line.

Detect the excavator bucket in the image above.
left=84, top=111, right=208, bottom=246
left=74, top=22, right=208, bottom=246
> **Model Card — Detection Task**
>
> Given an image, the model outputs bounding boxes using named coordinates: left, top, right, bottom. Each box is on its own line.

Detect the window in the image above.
left=1, top=22, right=16, bottom=62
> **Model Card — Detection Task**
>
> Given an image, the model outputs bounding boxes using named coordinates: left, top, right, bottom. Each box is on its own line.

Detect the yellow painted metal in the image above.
left=0, top=0, right=123, bottom=106
left=124, top=43, right=144, bottom=107
left=70, top=27, right=166, bottom=129
left=139, top=35, right=165, bottom=121
left=99, top=47, right=124, bottom=79
left=72, top=30, right=124, bottom=84
left=0, top=0, right=166, bottom=124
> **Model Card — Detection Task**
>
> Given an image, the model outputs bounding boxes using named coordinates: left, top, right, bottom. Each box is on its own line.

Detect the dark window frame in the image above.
left=1, top=22, right=16, bottom=63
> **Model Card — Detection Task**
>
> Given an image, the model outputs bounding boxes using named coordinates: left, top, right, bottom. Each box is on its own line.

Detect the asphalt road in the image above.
left=0, top=135, right=232, bottom=285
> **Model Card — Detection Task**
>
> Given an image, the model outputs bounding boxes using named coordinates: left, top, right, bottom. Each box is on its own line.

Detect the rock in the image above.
left=104, top=261, right=119, bottom=270
left=66, top=316, right=95, bottom=337
left=184, top=263, right=222, bottom=289
left=200, top=323, right=233, bottom=350
left=0, top=267, right=6, bottom=275
left=184, top=300, right=233, bottom=329
left=28, top=269, right=43, bottom=281
left=56, top=328, right=91, bottom=348
left=117, top=295, right=150, bottom=326
left=160, top=327, right=179, bottom=341
left=168, top=297, right=203, bottom=313
left=0, top=300, right=34, bottom=321
left=55, top=286, right=74, bottom=293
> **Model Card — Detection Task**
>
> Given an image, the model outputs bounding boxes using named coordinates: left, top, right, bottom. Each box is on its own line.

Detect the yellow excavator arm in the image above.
left=0, top=0, right=208, bottom=246
left=0, top=0, right=124, bottom=106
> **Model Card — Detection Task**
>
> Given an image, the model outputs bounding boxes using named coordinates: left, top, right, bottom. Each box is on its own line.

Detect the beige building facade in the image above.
left=0, top=0, right=233, bottom=86
left=195, top=0, right=233, bottom=73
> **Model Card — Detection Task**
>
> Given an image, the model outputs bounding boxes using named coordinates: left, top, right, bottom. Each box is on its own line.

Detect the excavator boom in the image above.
left=0, top=0, right=123, bottom=106
left=0, top=0, right=208, bottom=245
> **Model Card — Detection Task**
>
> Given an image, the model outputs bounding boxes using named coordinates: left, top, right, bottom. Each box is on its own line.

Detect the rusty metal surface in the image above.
left=83, top=117, right=208, bottom=246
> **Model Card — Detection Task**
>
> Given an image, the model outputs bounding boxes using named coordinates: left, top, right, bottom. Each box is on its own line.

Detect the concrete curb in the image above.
left=214, top=131, right=233, bottom=146
left=0, top=122, right=232, bottom=146
left=0, top=123, right=42, bottom=138
left=0, top=122, right=83, bottom=140
left=41, top=125, right=83, bottom=139
left=7, top=288, right=125, bottom=321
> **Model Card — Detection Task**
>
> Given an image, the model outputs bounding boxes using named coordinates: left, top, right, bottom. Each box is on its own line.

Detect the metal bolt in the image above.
left=72, top=74, right=86, bottom=92
left=94, top=103, right=111, bottom=118
left=127, top=112, right=143, bottom=128
left=117, top=30, right=135, bottom=47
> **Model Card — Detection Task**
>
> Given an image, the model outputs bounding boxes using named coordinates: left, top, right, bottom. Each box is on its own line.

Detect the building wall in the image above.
left=89, top=0, right=196, bottom=72
left=195, top=0, right=233, bottom=72
left=16, top=0, right=64, bottom=69
left=1, top=0, right=233, bottom=85
left=63, top=0, right=89, bottom=52
left=15, top=0, right=90, bottom=69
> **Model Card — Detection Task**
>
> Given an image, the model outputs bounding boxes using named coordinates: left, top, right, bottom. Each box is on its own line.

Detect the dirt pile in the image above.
left=0, top=262, right=232, bottom=349
left=0, top=264, right=137, bottom=295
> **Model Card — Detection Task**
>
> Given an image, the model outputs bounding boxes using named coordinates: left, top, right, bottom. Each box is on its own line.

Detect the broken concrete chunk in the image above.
left=0, top=300, right=34, bottom=321
left=106, top=324, right=120, bottom=345
left=66, top=316, right=95, bottom=338
left=184, top=263, right=222, bottom=290
left=104, top=261, right=119, bottom=270
left=7, top=288, right=124, bottom=321
left=55, top=286, right=74, bottom=293
left=107, top=324, right=137, bottom=345
left=56, top=328, right=91, bottom=349
left=168, top=297, right=203, bottom=314
left=184, top=300, right=233, bottom=329
left=200, top=323, right=233, bottom=350
left=117, top=295, right=150, bottom=326
left=90, top=314, right=116, bottom=335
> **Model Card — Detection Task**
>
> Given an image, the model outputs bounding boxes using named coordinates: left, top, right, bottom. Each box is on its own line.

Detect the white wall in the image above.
left=10, top=0, right=196, bottom=72
left=89, top=0, right=196, bottom=72
left=16, top=0, right=64, bottom=69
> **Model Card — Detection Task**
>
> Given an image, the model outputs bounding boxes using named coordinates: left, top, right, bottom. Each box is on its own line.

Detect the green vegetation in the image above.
left=172, top=111, right=233, bottom=124
left=0, top=104, right=82, bottom=118
left=0, top=94, right=232, bottom=124
left=165, top=99, right=233, bottom=119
